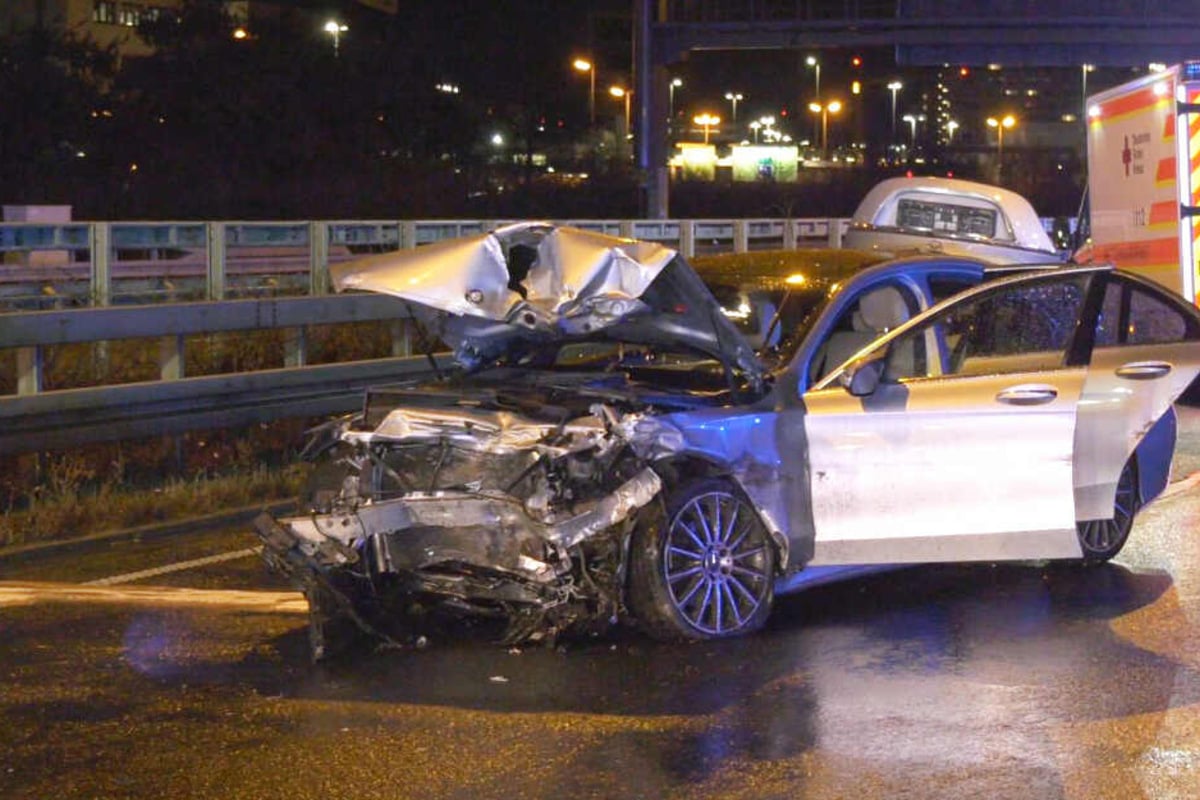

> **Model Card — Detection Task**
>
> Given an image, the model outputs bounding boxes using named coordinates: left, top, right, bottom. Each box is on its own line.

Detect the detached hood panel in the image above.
left=330, top=223, right=762, bottom=381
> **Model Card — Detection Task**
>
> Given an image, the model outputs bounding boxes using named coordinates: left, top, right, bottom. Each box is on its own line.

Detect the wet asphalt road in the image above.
left=2, top=409, right=1200, bottom=799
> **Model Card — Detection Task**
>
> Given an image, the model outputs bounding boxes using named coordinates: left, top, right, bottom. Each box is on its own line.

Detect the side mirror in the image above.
left=838, top=357, right=886, bottom=397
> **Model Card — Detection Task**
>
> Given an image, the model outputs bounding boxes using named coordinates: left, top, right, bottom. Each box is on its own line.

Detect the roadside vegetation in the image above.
left=1, top=248, right=868, bottom=547
left=0, top=321, right=398, bottom=547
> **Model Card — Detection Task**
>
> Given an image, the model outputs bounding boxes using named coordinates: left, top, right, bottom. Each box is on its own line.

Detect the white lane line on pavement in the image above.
left=1161, top=471, right=1200, bottom=501
left=0, top=581, right=306, bottom=612
left=84, top=546, right=263, bottom=586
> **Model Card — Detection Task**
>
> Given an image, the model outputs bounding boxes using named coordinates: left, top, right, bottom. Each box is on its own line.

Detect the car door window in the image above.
left=809, top=282, right=918, bottom=384
left=927, top=275, right=979, bottom=305
left=1095, top=275, right=1198, bottom=346
left=885, top=274, right=1090, bottom=381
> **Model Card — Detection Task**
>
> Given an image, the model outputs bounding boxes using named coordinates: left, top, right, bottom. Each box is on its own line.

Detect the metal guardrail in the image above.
left=0, top=355, right=442, bottom=454
left=0, top=218, right=853, bottom=307
left=0, top=292, right=444, bottom=454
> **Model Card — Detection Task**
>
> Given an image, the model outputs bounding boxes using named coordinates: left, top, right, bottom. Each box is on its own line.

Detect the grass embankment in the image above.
left=1, top=248, right=880, bottom=547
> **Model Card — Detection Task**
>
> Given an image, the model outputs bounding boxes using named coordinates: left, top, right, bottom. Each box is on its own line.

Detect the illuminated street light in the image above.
left=724, top=91, right=744, bottom=123
left=693, top=112, right=721, bottom=144
left=757, top=115, right=778, bottom=142
left=749, top=120, right=761, bottom=143
left=1081, top=64, right=1095, bottom=126
left=902, top=112, right=925, bottom=147
left=232, top=26, right=248, bottom=40
left=808, top=100, right=842, bottom=159
left=887, top=81, right=903, bottom=141
left=946, top=119, right=960, bottom=142
left=610, top=86, right=631, bottom=135
left=573, top=58, right=596, bottom=125
left=323, top=19, right=347, bottom=58
left=987, top=114, right=1017, bottom=179
left=806, top=55, right=821, bottom=100
left=669, top=77, right=683, bottom=120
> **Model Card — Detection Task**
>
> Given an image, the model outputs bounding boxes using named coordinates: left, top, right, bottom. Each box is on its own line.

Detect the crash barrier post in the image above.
left=827, top=218, right=844, bottom=248
left=206, top=222, right=226, bottom=301
left=733, top=220, right=750, bottom=253
left=88, top=222, right=111, bottom=307
left=679, top=220, right=696, bottom=258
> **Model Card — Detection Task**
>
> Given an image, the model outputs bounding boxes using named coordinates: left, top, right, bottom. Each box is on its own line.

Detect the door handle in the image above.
left=1115, top=361, right=1172, bottom=380
left=996, top=384, right=1058, bottom=405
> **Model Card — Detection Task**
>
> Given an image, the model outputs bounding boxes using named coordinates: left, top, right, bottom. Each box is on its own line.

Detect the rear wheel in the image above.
left=1077, top=458, right=1139, bottom=564
left=629, top=478, right=775, bottom=640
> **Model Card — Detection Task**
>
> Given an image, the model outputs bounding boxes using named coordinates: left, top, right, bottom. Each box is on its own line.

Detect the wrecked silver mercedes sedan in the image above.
left=255, top=223, right=1200, bottom=658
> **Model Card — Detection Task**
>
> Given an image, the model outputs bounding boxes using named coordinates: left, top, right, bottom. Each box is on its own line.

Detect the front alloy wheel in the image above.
left=630, top=478, right=775, bottom=640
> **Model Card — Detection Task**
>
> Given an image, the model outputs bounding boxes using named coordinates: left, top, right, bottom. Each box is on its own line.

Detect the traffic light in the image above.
left=851, top=55, right=863, bottom=68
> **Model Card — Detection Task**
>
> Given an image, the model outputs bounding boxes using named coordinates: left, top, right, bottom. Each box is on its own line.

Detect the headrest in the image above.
left=858, top=286, right=910, bottom=331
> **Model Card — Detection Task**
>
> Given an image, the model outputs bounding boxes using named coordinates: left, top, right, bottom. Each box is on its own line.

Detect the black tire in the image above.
left=629, top=477, right=776, bottom=641
left=1077, top=458, right=1139, bottom=564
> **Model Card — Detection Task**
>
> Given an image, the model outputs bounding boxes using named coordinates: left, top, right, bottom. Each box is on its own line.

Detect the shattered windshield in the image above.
left=695, top=250, right=878, bottom=370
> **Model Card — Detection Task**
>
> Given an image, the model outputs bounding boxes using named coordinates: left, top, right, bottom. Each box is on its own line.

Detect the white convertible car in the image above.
left=254, top=223, right=1200, bottom=656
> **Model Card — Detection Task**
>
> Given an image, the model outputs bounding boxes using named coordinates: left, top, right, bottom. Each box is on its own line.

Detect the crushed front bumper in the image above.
left=251, top=467, right=664, bottom=657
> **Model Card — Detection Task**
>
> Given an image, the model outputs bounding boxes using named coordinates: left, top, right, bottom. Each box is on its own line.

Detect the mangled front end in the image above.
left=255, top=399, right=667, bottom=657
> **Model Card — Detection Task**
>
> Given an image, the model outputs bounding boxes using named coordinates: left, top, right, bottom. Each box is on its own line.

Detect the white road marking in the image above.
left=84, top=546, right=263, bottom=586
left=0, top=581, right=307, bottom=612
left=1161, top=471, right=1200, bottom=500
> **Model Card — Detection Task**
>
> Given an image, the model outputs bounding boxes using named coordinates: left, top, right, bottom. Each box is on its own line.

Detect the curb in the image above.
left=0, top=500, right=297, bottom=563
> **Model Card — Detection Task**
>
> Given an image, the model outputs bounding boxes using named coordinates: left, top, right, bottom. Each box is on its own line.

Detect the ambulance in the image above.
left=1082, top=62, right=1200, bottom=305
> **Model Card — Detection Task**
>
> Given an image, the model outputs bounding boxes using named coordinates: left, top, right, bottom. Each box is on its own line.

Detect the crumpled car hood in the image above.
left=330, top=222, right=762, bottom=382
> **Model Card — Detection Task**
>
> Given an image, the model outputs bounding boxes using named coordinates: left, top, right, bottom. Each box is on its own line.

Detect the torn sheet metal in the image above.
left=328, top=222, right=762, bottom=382
left=330, top=222, right=674, bottom=328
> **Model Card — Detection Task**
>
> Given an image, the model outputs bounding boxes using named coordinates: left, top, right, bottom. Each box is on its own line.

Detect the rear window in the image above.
left=896, top=198, right=999, bottom=238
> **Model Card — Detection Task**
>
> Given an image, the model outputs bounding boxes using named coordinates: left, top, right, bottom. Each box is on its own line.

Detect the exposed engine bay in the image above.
left=256, top=372, right=736, bottom=658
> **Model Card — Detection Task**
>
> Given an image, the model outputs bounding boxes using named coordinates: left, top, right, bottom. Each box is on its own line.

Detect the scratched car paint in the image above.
left=254, top=223, right=1200, bottom=658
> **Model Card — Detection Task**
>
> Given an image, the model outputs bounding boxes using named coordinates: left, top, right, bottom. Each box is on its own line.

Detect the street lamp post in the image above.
left=806, top=55, right=821, bottom=100
left=323, top=19, right=347, bottom=58
left=1081, top=63, right=1094, bottom=124
left=808, top=100, right=842, bottom=160
left=902, top=112, right=925, bottom=148
left=669, top=77, right=682, bottom=121
left=946, top=119, right=960, bottom=143
left=573, top=58, right=596, bottom=125
left=724, top=91, right=743, bottom=124
left=987, top=114, right=1017, bottom=180
left=887, top=81, right=903, bottom=142
left=610, top=86, right=631, bottom=136
left=693, top=113, right=720, bottom=144
left=749, top=120, right=761, bottom=143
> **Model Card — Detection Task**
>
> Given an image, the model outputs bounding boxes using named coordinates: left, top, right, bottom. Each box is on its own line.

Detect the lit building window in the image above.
left=117, top=4, right=141, bottom=27
left=93, top=1, right=117, bottom=24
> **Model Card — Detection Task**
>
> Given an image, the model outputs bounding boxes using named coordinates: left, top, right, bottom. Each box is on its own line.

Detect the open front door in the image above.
left=1075, top=273, right=1200, bottom=518
left=801, top=272, right=1098, bottom=566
